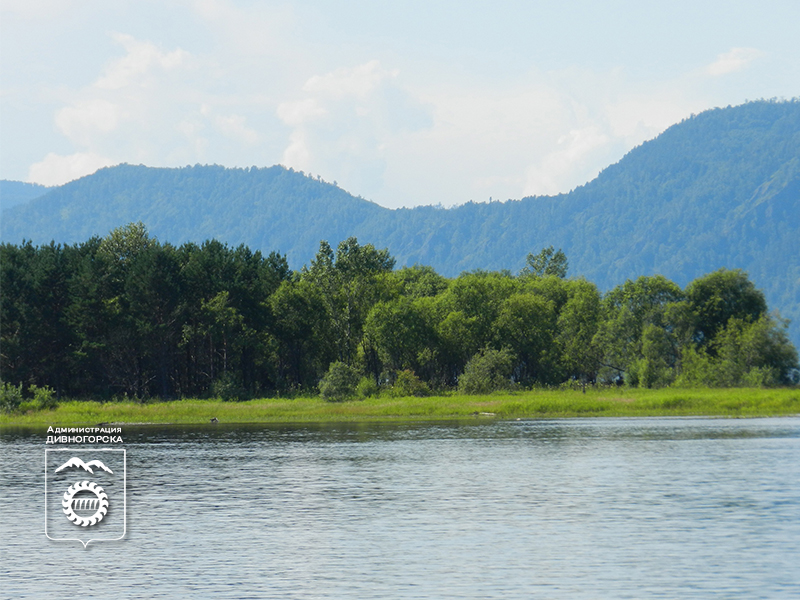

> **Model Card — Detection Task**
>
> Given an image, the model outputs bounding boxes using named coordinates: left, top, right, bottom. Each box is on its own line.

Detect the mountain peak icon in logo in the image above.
left=55, top=457, right=113, bottom=474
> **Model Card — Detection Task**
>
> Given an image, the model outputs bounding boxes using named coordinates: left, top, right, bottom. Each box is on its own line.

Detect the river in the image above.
left=2, top=417, right=799, bottom=599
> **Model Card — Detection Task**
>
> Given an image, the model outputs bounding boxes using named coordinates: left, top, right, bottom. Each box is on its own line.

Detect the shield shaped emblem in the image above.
left=45, top=448, right=126, bottom=548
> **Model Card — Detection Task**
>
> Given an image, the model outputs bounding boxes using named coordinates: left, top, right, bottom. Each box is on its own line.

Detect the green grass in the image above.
left=2, top=387, right=799, bottom=427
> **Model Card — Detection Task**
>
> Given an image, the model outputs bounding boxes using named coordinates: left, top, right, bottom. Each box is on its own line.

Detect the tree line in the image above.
left=1, top=223, right=797, bottom=402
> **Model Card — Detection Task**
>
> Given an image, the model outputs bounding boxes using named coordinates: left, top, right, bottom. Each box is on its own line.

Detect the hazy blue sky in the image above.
left=1, top=0, right=798, bottom=208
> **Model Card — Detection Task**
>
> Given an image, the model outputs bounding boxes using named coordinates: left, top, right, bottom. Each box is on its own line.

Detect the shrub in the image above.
left=459, top=348, right=517, bottom=394
left=390, top=369, right=431, bottom=397
left=319, top=362, right=360, bottom=402
left=356, top=376, right=380, bottom=398
left=30, top=384, right=58, bottom=410
left=0, top=382, right=24, bottom=413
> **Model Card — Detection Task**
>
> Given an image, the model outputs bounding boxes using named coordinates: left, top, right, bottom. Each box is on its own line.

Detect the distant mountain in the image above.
left=1, top=164, right=387, bottom=267
left=0, top=180, right=50, bottom=211
left=2, top=100, right=799, bottom=344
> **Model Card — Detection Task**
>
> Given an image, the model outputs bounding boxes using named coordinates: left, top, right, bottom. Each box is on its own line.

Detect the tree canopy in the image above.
left=2, top=231, right=796, bottom=403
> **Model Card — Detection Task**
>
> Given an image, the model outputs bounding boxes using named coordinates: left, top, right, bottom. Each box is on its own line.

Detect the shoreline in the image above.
left=2, top=387, right=799, bottom=427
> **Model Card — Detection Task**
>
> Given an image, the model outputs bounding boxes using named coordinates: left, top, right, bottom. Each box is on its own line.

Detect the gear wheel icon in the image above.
left=62, top=481, right=109, bottom=527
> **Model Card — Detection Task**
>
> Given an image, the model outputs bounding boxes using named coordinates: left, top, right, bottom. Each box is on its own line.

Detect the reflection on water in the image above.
left=3, top=418, right=800, bottom=599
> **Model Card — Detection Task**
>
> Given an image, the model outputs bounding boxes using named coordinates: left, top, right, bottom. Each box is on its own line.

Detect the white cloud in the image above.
left=303, top=60, right=395, bottom=99
left=40, top=33, right=215, bottom=171
left=28, top=152, right=116, bottom=186
left=706, top=47, right=765, bottom=76
left=604, top=91, right=701, bottom=147
left=276, top=60, right=433, bottom=196
left=215, top=114, right=259, bottom=145
left=95, top=33, right=190, bottom=90
left=281, top=131, right=313, bottom=172
left=276, top=98, right=327, bottom=127
left=53, top=33, right=197, bottom=154
left=524, top=126, right=609, bottom=196
left=55, top=99, right=124, bottom=146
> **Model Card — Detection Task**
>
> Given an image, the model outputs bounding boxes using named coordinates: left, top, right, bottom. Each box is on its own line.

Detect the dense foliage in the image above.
left=1, top=229, right=796, bottom=404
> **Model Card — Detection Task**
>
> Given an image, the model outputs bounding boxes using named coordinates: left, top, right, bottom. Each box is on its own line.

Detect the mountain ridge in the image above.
left=0, top=180, right=51, bottom=212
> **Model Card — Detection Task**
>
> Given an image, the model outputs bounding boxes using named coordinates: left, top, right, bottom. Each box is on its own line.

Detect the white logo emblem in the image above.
left=46, top=449, right=126, bottom=547
left=62, top=480, right=109, bottom=526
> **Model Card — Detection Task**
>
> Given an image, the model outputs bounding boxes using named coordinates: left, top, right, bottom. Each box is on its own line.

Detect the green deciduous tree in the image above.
left=556, top=279, right=603, bottom=384
left=304, top=238, right=395, bottom=364
left=594, top=275, right=684, bottom=385
left=98, top=221, right=156, bottom=263
left=493, top=293, right=558, bottom=384
left=363, top=297, right=436, bottom=379
left=685, top=268, right=768, bottom=348
left=269, top=279, right=334, bottom=390
left=391, top=265, right=449, bottom=298
left=521, top=246, right=568, bottom=278
left=628, top=323, right=677, bottom=388
left=676, top=315, right=798, bottom=387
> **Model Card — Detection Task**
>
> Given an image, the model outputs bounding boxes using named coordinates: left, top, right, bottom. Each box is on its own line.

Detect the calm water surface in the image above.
left=2, top=417, right=799, bottom=599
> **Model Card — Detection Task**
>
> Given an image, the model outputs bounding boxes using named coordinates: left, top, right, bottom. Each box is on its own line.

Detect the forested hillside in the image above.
left=0, top=180, right=50, bottom=211
left=0, top=165, right=386, bottom=267
left=2, top=100, right=798, bottom=344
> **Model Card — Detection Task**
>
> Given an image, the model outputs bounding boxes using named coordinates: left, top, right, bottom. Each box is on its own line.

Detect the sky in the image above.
left=1, top=0, right=798, bottom=209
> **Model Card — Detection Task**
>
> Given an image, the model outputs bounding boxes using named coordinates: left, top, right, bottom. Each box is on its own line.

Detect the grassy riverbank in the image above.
left=2, top=387, right=799, bottom=427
